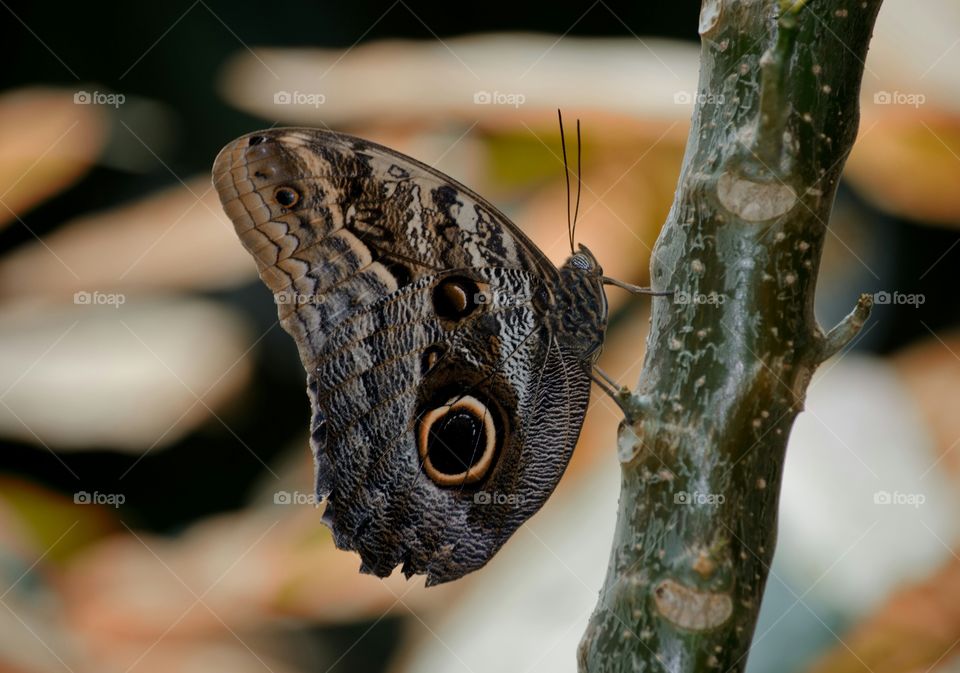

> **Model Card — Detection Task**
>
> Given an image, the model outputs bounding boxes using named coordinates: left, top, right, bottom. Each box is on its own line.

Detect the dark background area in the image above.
left=3, top=0, right=955, bottom=531
left=0, top=0, right=706, bottom=531
left=2, top=0, right=954, bottom=526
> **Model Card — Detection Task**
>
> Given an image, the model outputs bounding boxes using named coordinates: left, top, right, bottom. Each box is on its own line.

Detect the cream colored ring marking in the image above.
left=418, top=395, right=497, bottom=486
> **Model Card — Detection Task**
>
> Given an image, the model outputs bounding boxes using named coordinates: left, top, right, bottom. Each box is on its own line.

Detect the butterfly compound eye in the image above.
left=570, top=253, right=591, bottom=270
left=273, top=186, right=300, bottom=208
left=418, top=395, right=497, bottom=486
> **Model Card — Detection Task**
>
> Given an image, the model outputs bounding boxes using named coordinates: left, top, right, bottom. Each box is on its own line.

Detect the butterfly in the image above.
left=212, top=119, right=664, bottom=585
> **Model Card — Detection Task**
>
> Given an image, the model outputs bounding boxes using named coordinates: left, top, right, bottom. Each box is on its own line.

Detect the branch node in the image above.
left=617, top=391, right=653, bottom=427
left=819, top=293, right=873, bottom=361
left=755, top=0, right=807, bottom=166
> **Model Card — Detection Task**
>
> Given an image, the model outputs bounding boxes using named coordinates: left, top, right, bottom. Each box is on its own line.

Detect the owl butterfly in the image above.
left=213, top=120, right=661, bottom=585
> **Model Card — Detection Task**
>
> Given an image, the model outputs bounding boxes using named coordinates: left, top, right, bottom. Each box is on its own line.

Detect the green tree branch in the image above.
left=579, top=0, right=882, bottom=670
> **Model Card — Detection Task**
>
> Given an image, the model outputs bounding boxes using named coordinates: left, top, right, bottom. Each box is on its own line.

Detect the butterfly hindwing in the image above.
left=213, top=127, right=602, bottom=584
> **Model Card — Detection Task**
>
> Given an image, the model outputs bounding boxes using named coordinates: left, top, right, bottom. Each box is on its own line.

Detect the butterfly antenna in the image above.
left=558, top=109, right=574, bottom=255
left=572, top=119, right=582, bottom=249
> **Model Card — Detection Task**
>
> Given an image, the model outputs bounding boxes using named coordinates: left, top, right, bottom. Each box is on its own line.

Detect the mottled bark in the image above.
left=579, top=1, right=881, bottom=671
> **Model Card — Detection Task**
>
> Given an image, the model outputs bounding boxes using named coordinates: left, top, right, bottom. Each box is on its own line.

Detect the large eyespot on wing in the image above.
left=315, top=292, right=594, bottom=585
left=418, top=395, right=499, bottom=487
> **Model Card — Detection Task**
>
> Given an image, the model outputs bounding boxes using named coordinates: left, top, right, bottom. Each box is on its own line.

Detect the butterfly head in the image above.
left=565, top=243, right=602, bottom=275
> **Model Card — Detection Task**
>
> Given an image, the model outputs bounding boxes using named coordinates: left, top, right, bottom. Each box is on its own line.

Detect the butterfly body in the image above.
left=214, top=128, right=607, bottom=584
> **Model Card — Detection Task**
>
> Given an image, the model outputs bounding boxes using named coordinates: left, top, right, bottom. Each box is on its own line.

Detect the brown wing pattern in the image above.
left=213, top=128, right=597, bottom=584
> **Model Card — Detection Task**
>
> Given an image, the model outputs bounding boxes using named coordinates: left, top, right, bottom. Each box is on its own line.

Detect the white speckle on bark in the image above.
left=756, top=477, right=767, bottom=489
left=653, top=579, right=733, bottom=631
left=717, top=172, right=798, bottom=222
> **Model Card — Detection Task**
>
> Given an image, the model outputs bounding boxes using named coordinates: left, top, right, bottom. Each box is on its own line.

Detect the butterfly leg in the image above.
left=601, top=276, right=674, bottom=297
left=589, top=365, right=632, bottom=408
left=589, top=365, right=654, bottom=420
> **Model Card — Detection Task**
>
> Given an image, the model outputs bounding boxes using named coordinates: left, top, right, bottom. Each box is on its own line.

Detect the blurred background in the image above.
left=1, top=1, right=959, bottom=672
